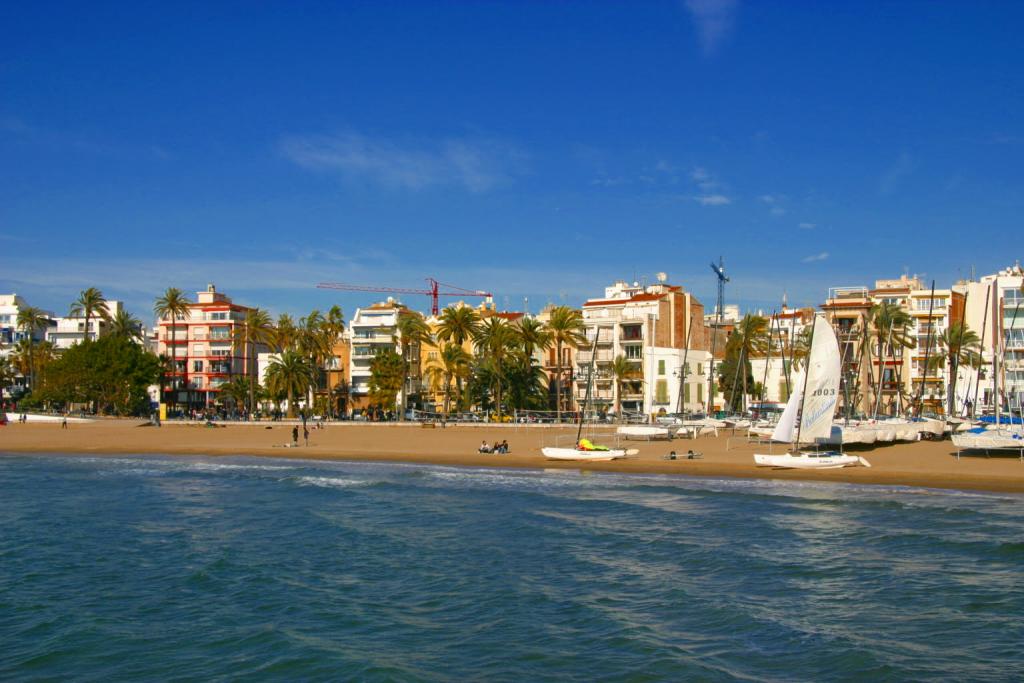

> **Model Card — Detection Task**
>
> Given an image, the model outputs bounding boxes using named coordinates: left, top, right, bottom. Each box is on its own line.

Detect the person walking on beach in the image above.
left=292, top=425, right=299, bottom=447
left=61, top=414, right=68, bottom=429
left=303, top=426, right=309, bottom=447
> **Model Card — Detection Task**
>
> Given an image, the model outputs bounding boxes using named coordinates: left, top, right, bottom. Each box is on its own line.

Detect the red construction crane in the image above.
left=316, top=278, right=492, bottom=316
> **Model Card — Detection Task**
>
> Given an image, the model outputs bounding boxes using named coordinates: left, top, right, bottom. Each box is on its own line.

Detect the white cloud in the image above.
left=695, top=194, right=732, bottom=206
left=684, top=0, right=738, bottom=56
left=280, top=131, right=525, bottom=192
left=758, top=194, right=779, bottom=204
left=798, top=222, right=817, bottom=230
left=770, top=206, right=786, bottom=216
left=801, top=252, right=829, bottom=263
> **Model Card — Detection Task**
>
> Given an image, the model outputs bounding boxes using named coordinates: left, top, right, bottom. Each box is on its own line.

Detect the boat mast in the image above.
left=577, top=326, right=602, bottom=444
left=675, top=314, right=694, bottom=415
left=759, top=310, right=776, bottom=411
left=949, top=286, right=969, bottom=417
left=914, top=280, right=937, bottom=417
left=873, top=324, right=894, bottom=419
left=967, top=283, right=991, bottom=417
left=794, top=315, right=818, bottom=448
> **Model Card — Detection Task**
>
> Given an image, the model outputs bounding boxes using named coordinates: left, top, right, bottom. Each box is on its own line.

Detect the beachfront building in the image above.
left=325, top=332, right=352, bottom=417
left=824, top=275, right=966, bottom=416
left=958, top=263, right=1024, bottom=416
left=0, top=294, right=52, bottom=353
left=577, top=278, right=708, bottom=420
left=348, top=298, right=425, bottom=416
left=156, top=284, right=260, bottom=414
left=0, top=294, right=55, bottom=400
left=748, top=306, right=814, bottom=404
left=45, top=300, right=126, bottom=350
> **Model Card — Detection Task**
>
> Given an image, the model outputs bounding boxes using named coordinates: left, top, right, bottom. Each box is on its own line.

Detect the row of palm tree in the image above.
left=424, top=305, right=589, bottom=419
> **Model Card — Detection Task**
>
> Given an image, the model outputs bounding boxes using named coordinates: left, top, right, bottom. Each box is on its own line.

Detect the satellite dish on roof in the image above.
left=656, top=272, right=667, bottom=283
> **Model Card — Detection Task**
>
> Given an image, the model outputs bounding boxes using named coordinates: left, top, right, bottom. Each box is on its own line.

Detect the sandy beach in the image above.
left=2, top=420, right=1023, bottom=493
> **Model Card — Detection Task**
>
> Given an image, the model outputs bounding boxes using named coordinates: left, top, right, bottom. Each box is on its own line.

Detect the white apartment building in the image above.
left=0, top=294, right=52, bottom=353
left=958, top=262, right=1024, bottom=415
left=578, top=279, right=709, bottom=418
left=348, top=298, right=422, bottom=414
left=46, top=300, right=126, bottom=350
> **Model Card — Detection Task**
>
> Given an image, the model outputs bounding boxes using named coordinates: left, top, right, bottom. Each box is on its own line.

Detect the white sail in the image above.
left=771, top=387, right=801, bottom=442
left=797, top=316, right=841, bottom=444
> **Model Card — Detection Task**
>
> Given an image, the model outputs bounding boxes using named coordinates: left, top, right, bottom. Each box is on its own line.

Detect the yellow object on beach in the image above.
left=577, top=438, right=609, bottom=452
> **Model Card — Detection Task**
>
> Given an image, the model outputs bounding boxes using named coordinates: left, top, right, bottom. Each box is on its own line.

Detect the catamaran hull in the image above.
left=616, top=425, right=674, bottom=440
left=753, top=452, right=868, bottom=469
left=542, top=447, right=627, bottom=461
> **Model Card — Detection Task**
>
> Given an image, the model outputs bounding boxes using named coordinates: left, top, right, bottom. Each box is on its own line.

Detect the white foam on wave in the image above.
left=186, top=462, right=295, bottom=473
left=293, top=475, right=373, bottom=489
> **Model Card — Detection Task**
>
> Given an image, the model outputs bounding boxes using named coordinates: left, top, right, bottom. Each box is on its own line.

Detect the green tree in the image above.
left=38, top=335, right=160, bottom=415
left=732, top=314, right=769, bottom=411
left=474, top=318, right=517, bottom=419
left=718, top=333, right=754, bottom=412
left=275, top=313, right=298, bottom=352
left=609, top=354, right=639, bottom=422
left=870, top=301, right=916, bottom=411
left=545, top=305, right=587, bottom=422
left=368, top=349, right=405, bottom=413
left=503, top=351, right=548, bottom=412
left=395, top=311, right=432, bottom=418
left=929, top=321, right=982, bottom=415
left=220, top=375, right=254, bottom=415
left=15, top=306, right=50, bottom=392
left=108, top=309, right=143, bottom=342
left=265, top=350, right=315, bottom=418
left=515, top=317, right=552, bottom=359
left=69, top=287, right=111, bottom=342
left=154, top=288, right=190, bottom=413
left=425, top=342, right=472, bottom=419
left=436, top=306, right=481, bottom=409
left=232, top=308, right=276, bottom=416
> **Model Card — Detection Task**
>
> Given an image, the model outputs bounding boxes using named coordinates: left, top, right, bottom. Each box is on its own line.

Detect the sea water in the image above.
left=0, top=454, right=1021, bottom=682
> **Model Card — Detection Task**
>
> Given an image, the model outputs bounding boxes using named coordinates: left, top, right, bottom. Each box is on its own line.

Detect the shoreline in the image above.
left=2, top=421, right=1023, bottom=494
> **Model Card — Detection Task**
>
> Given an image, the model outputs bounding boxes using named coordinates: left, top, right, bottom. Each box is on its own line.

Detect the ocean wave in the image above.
left=291, top=475, right=375, bottom=489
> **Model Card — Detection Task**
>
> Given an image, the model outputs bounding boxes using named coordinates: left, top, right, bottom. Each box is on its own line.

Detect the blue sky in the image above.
left=2, top=1, right=1022, bottom=321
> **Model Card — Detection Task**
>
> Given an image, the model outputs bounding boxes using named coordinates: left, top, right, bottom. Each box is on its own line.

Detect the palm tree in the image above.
left=232, top=308, right=276, bottom=417
left=108, top=309, right=143, bottom=342
left=436, top=306, right=481, bottom=409
left=545, top=305, right=587, bottom=422
left=297, top=310, right=334, bottom=412
left=15, top=306, right=50, bottom=392
left=425, top=342, right=472, bottom=420
left=732, top=314, right=769, bottom=411
left=515, top=317, right=552, bottom=359
left=70, top=287, right=110, bottom=342
left=275, top=313, right=298, bottom=352
left=870, top=302, right=916, bottom=413
left=609, top=354, right=638, bottom=423
left=474, top=318, right=517, bottom=419
left=929, top=321, right=982, bottom=415
left=395, top=311, right=432, bottom=419
left=154, top=288, right=190, bottom=414
left=265, top=350, right=315, bottom=418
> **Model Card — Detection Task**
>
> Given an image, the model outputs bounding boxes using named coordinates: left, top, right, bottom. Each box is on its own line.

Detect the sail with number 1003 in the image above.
left=754, top=315, right=871, bottom=469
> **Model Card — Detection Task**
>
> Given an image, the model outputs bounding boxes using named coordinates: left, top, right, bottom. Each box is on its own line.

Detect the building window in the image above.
left=622, top=324, right=642, bottom=340
left=684, top=384, right=691, bottom=403
left=655, top=380, right=669, bottom=404
left=697, top=384, right=703, bottom=403
left=193, top=361, right=204, bottom=372
left=657, top=360, right=665, bottom=376
left=209, top=312, right=227, bottom=321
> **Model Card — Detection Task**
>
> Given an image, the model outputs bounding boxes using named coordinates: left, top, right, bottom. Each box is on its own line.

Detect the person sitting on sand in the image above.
left=498, top=440, right=509, bottom=454
left=478, top=441, right=492, bottom=453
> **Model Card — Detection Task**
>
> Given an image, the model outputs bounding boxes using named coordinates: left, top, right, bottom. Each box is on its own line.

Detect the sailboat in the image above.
left=543, top=326, right=630, bottom=461
left=754, top=316, right=871, bottom=469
